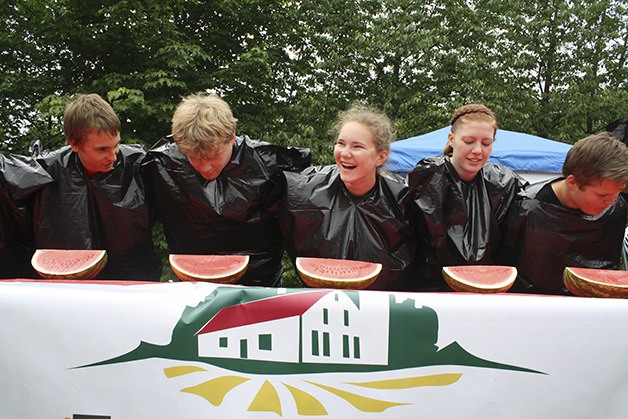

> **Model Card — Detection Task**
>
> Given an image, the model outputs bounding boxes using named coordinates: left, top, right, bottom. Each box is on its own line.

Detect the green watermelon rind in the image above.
left=295, top=257, right=382, bottom=290
left=169, top=254, right=249, bottom=284
left=442, top=265, right=517, bottom=293
left=563, top=267, right=628, bottom=298
left=31, top=249, right=108, bottom=280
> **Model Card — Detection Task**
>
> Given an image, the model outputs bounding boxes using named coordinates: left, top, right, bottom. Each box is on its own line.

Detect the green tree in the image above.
left=476, top=0, right=628, bottom=142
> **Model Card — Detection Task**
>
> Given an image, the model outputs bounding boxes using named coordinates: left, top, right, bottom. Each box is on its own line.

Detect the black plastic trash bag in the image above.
left=277, top=165, right=417, bottom=291
left=0, top=153, right=54, bottom=278
left=33, top=145, right=162, bottom=281
left=500, top=182, right=627, bottom=294
left=144, top=135, right=311, bottom=287
left=606, top=116, right=628, bottom=147
left=407, top=156, right=524, bottom=290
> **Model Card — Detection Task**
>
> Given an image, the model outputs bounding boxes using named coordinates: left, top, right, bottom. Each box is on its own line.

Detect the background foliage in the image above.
left=4, top=0, right=628, bottom=155
left=2, top=0, right=627, bottom=283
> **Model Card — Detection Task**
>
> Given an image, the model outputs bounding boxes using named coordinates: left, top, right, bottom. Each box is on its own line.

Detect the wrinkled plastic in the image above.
left=0, top=153, right=54, bottom=278
left=144, top=135, right=311, bottom=287
left=278, top=165, right=417, bottom=291
left=500, top=181, right=628, bottom=294
left=623, top=226, right=628, bottom=268
left=407, top=156, right=524, bottom=290
left=606, top=116, right=628, bottom=147
left=32, top=145, right=162, bottom=281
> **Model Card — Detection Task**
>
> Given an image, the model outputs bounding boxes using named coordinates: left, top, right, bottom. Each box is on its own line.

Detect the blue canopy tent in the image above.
left=385, top=127, right=572, bottom=182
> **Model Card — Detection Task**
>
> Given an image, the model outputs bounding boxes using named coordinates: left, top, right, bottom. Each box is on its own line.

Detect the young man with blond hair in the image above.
left=144, top=93, right=310, bottom=286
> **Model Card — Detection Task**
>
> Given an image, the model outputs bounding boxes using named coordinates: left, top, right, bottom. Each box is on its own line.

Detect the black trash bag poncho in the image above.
left=33, top=145, right=162, bottom=281
left=606, top=116, right=628, bottom=147
left=500, top=181, right=628, bottom=294
left=0, top=153, right=53, bottom=278
left=277, top=165, right=417, bottom=291
left=407, top=156, right=523, bottom=290
left=144, top=135, right=311, bottom=287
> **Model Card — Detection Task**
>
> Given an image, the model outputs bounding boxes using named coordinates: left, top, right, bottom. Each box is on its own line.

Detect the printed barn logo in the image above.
left=81, top=288, right=542, bottom=415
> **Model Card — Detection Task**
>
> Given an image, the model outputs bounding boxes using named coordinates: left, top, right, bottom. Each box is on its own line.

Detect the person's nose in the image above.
left=107, top=148, right=118, bottom=162
left=198, top=159, right=213, bottom=172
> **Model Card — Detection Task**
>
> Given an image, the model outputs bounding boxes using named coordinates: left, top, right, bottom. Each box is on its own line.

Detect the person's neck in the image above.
left=77, top=155, right=98, bottom=178
left=448, top=158, right=478, bottom=183
left=551, top=179, right=576, bottom=209
left=345, top=177, right=377, bottom=198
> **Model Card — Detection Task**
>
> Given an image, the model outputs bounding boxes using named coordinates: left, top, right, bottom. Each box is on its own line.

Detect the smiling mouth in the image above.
left=340, top=162, right=357, bottom=170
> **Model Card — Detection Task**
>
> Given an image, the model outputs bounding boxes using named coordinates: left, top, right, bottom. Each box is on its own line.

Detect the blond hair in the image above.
left=330, top=104, right=395, bottom=155
left=172, top=93, right=238, bottom=156
left=63, top=93, right=120, bottom=146
left=444, top=104, right=498, bottom=156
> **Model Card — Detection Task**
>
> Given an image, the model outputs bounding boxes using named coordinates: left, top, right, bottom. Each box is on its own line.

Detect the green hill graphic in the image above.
left=81, top=287, right=542, bottom=375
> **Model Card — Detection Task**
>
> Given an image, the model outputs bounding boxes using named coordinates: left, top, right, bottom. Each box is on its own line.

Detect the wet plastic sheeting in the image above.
left=407, top=156, right=524, bottom=290
left=278, top=165, right=416, bottom=291
left=145, top=135, right=311, bottom=287
left=33, top=145, right=162, bottom=281
left=0, top=153, right=54, bottom=277
left=501, top=184, right=628, bottom=294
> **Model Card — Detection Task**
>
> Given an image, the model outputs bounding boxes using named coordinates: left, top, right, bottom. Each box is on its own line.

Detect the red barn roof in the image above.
left=197, top=290, right=331, bottom=335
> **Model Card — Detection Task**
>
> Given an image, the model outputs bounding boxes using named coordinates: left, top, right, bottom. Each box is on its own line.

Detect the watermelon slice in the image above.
left=169, top=254, right=249, bottom=283
left=31, top=249, right=108, bottom=280
left=442, top=265, right=517, bottom=293
left=563, top=267, right=628, bottom=298
left=295, top=257, right=382, bottom=290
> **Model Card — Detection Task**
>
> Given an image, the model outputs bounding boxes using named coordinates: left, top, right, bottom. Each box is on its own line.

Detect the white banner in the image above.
left=1, top=280, right=627, bottom=419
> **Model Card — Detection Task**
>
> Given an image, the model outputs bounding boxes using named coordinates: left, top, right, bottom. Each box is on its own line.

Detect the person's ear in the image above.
left=376, top=150, right=388, bottom=167
left=447, top=132, right=455, bottom=148
left=566, top=174, right=580, bottom=190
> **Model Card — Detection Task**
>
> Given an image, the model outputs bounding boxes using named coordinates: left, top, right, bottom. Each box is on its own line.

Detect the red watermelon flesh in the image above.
left=442, top=265, right=517, bottom=293
left=169, top=254, right=249, bottom=283
left=295, top=257, right=382, bottom=289
left=31, top=249, right=108, bottom=280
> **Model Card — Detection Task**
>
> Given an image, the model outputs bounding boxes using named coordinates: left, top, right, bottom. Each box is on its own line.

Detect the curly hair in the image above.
left=329, top=104, right=396, bottom=155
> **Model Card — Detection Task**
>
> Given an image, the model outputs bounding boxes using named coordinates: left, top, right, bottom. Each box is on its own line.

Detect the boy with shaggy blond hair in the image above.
left=145, top=93, right=310, bottom=286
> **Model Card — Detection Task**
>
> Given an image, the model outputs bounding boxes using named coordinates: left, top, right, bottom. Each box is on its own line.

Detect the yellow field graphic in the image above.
left=180, top=375, right=251, bottom=406
left=163, top=365, right=208, bottom=378
left=165, top=365, right=461, bottom=416
left=283, top=383, right=328, bottom=415
left=248, top=380, right=282, bottom=415
left=347, top=373, right=462, bottom=389
left=305, top=381, right=410, bottom=412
